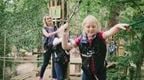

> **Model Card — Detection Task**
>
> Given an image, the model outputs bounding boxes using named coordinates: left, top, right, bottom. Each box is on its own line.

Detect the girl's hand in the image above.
left=63, top=23, right=69, bottom=32
left=115, top=23, right=129, bottom=30
left=103, top=23, right=130, bottom=39
left=56, top=23, right=68, bottom=33
left=61, top=23, right=69, bottom=32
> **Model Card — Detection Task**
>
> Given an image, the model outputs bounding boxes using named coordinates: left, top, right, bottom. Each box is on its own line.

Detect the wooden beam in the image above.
left=61, top=0, right=64, bottom=24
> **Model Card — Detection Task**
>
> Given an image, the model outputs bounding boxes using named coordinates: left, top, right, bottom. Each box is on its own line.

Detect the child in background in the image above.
left=52, top=32, right=70, bottom=80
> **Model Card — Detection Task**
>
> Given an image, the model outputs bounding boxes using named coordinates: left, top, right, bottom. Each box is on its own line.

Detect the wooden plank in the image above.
left=11, top=71, right=35, bottom=80
left=70, top=58, right=81, bottom=64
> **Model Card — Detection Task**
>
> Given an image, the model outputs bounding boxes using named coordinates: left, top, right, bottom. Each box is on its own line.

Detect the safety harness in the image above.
left=79, top=32, right=107, bottom=80
left=53, top=43, right=70, bottom=64
left=43, top=26, right=57, bottom=50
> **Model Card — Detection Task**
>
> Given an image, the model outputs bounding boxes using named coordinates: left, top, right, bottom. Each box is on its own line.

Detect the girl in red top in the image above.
left=61, top=15, right=129, bottom=80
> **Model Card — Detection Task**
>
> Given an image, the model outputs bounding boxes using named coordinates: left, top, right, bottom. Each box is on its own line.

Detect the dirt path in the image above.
left=11, top=55, right=81, bottom=80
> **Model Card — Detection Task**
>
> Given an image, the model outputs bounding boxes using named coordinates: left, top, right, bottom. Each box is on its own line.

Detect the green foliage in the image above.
left=0, top=0, right=49, bottom=78
left=2, top=0, right=49, bottom=50
left=0, top=0, right=144, bottom=79
left=107, top=56, right=131, bottom=80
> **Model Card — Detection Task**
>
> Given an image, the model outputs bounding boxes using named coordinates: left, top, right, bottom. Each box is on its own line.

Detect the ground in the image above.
left=11, top=55, right=81, bottom=80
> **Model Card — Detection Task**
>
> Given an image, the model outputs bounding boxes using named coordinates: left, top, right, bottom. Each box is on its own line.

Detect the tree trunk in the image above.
left=136, top=63, right=142, bottom=80
left=107, top=5, right=120, bottom=28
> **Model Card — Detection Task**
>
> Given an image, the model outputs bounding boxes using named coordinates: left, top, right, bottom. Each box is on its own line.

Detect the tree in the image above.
left=0, top=0, right=49, bottom=79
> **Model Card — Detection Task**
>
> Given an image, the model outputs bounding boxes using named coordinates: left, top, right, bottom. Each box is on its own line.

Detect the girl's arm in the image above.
left=102, top=23, right=129, bottom=39
left=62, top=31, right=74, bottom=50
left=61, top=23, right=75, bottom=50
left=42, top=28, right=58, bottom=37
left=53, top=37, right=62, bottom=46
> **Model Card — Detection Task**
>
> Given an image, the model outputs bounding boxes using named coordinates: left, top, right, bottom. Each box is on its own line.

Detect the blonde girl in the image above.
left=61, top=15, right=129, bottom=80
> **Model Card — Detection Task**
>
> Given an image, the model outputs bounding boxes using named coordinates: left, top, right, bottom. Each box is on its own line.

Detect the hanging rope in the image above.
left=67, top=0, right=82, bottom=22
left=63, top=0, right=82, bottom=31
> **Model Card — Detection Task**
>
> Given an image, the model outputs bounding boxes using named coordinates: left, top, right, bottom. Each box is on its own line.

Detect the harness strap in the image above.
left=90, top=58, right=99, bottom=80
left=90, top=58, right=95, bottom=74
left=81, top=54, right=92, bottom=57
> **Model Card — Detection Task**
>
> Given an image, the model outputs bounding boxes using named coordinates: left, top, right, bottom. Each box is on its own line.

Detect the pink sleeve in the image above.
left=74, top=36, right=81, bottom=46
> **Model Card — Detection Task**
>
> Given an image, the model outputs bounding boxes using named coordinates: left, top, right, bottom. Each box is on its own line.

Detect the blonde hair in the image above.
left=43, top=15, right=53, bottom=27
left=82, top=15, right=101, bottom=32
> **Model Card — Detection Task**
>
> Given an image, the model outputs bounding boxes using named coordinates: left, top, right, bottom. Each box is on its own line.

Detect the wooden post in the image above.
left=54, top=0, right=57, bottom=27
left=61, top=0, right=64, bottom=24
left=3, top=31, right=6, bottom=80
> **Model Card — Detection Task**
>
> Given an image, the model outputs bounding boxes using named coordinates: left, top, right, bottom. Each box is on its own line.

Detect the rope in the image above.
left=129, top=19, right=144, bottom=27
left=0, top=56, right=42, bottom=60
left=0, top=58, right=43, bottom=63
left=128, top=18, right=144, bottom=40
left=67, top=0, right=82, bottom=22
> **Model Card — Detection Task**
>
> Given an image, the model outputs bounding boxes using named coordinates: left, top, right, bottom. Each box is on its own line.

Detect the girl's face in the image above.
left=83, top=20, right=97, bottom=38
left=45, top=16, right=53, bottom=26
